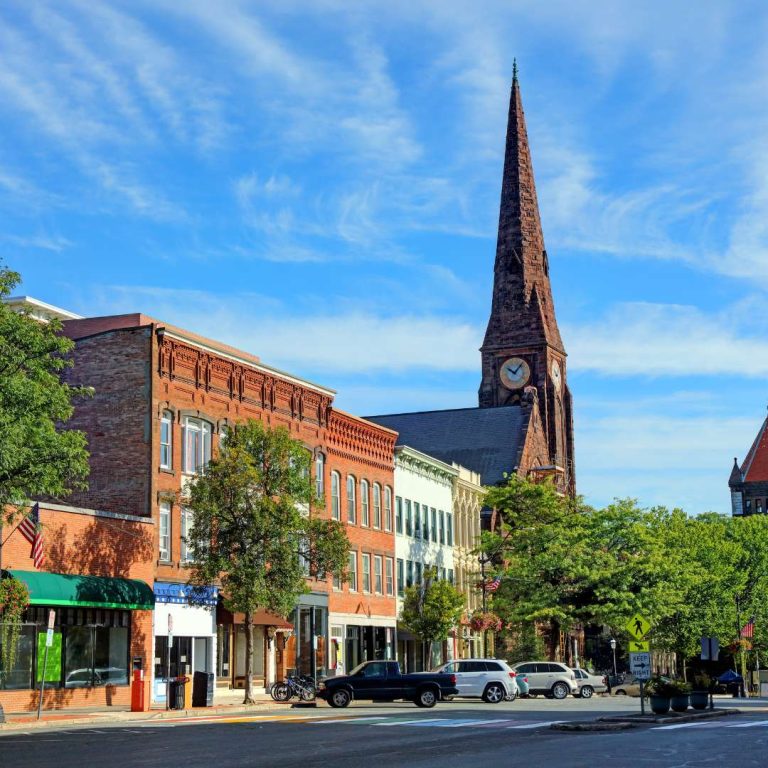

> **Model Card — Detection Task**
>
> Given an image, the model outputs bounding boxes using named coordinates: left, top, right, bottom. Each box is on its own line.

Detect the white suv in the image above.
left=435, top=659, right=519, bottom=703
left=511, top=661, right=578, bottom=699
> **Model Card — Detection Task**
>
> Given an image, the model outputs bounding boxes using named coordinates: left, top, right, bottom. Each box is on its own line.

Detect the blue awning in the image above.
left=154, top=581, right=218, bottom=606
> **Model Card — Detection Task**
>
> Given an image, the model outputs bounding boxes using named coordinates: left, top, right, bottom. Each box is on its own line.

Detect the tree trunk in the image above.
left=244, top=610, right=255, bottom=704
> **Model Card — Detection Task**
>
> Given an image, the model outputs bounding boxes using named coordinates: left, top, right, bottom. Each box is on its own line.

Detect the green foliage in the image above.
left=400, top=567, right=465, bottom=646
left=186, top=419, right=350, bottom=618
left=501, top=622, right=546, bottom=664
left=0, top=577, right=30, bottom=677
left=0, top=265, right=90, bottom=517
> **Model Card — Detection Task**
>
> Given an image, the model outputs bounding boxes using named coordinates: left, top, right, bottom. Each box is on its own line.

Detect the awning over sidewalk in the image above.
left=217, top=605, right=292, bottom=629
left=5, top=569, right=155, bottom=610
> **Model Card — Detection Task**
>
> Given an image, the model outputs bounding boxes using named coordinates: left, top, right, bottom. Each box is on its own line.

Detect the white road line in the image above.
left=376, top=718, right=447, bottom=727
left=507, top=720, right=564, bottom=729
left=438, top=719, right=505, bottom=728
left=309, top=717, right=388, bottom=724
left=727, top=719, right=768, bottom=728
left=653, top=722, right=715, bottom=731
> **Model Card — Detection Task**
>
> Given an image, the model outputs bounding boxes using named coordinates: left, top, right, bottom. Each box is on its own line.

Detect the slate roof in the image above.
left=365, top=406, right=528, bottom=487
left=739, top=414, right=768, bottom=483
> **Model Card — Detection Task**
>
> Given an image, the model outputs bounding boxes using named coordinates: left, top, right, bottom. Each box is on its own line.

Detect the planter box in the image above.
left=670, top=694, right=690, bottom=712
left=690, top=691, right=709, bottom=710
left=650, top=695, right=670, bottom=714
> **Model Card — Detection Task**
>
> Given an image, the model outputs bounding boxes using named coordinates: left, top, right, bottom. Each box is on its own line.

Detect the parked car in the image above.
left=434, top=659, right=518, bottom=703
left=515, top=672, right=530, bottom=698
left=571, top=668, right=608, bottom=698
left=613, top=676, right=643, bottom=696
left=317, top=660, right=458, bottom=708
left=511, top=661, right=578, bottom=699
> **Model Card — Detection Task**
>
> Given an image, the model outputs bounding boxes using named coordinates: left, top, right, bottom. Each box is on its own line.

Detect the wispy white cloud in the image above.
left=1, top=233, right=73, bottom=252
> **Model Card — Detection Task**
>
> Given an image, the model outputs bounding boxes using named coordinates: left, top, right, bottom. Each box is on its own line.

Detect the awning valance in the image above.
left=5, top=570, right=155, bottom=610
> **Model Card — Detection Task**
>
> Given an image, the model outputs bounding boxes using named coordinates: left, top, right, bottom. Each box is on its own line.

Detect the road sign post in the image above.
left=626, top=615, right=652, bottom=716
left=36, top=609, right=56, bottom=720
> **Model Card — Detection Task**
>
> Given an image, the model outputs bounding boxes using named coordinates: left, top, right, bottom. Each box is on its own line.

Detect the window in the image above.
left=373, top=484, right=382, bottom=529
left=397, top=559, right=404, bottom=595
left=439, top=510, right=445, bottom=544
left=362, top=554, right=371, bottom=593
left=299, top=535, right=310, bottom=576
left=182, top=417, right=212, bottom=474
left=384, top=487, right=393, bottom=532
left=423, top=506, right=429, bottom=539
left=405, top=500, right=412, bottom=536
left=395, top=496, right=403, bottom=533
left=347, top=475, right=357, bottom=524
left=374, top=556, right=383, bottom=594
left=333, top=571, right=342, bottom=590
left=431, top=508, right=437, bottom=542
left=414, top=503, right=421, bottom=539
left=385, top=558, right=394, bottom=596
left=159, top=501, right=171, bottom=561
left=406, top=560, right=413, bottom=588
left=415, top=561, right=422, bottom=584
left=448, top=568, right=454, bottom=584
left=180, top=506, right=194, bottom=562
left=447, top=513, right=453, bottom=546
left=758, top=499, right=765, bottom=515
left=360, top=479, right=370, bottom=526
left=219, top=424, right=229, bottom=450
left=315, top=453, right=325, bottom=498
left=160, top=411, right=173, bottom=469
left=331, top=472, right=341, bottom=520
left=348, top=552, right=358, bottom=591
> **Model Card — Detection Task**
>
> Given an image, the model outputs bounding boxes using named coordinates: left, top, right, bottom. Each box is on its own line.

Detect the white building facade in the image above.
left=393, top=446, right=458, bottom=672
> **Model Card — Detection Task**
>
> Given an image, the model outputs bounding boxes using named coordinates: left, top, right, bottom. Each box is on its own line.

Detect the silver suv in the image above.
left=511, top=661, right=578, bottom=699
left=435, top=659, right=519, bottom=703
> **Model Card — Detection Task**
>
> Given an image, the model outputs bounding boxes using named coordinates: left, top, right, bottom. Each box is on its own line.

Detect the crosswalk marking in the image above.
left=653, top=718, right=768, bottom=731
left=508, top=721, right=564, bottom=729
left=727, top=719, right=768, bottom=728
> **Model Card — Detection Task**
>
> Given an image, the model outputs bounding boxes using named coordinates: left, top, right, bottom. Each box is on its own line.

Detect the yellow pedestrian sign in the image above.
left=626, top=614, right=651, bottom=640
left=628, top=640, right=650, bottom=652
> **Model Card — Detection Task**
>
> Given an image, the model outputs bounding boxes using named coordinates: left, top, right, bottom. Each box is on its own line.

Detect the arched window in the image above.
left=360, top=479, right=370, bottom=526
left=346, top=475, right=356, bottom=524
left=384, top=487, right=393, bottom=532
left=160, top=410, right=173, bottom=469
left=330, top=471, right=340, bottom=520
left=182, top=416, right=212, bottom=474
left=373, top=484, right=382, bottom=529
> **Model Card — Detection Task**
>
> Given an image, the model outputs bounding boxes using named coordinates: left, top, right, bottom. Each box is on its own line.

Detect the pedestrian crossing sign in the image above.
left=626, top=614, right=651, bottom=640
left=628, top=640, right=650, bottom=652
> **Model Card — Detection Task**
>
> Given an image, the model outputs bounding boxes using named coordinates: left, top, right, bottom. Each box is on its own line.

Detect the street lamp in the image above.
left=609, top=638, right=617, bottom=678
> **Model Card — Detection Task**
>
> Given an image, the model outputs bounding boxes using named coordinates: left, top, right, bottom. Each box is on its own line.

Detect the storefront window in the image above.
left=64, top=626, right=93, bottom=687
left=0, top=623, right=35, bottom=689
left=94, top=626, right=129, bottom=685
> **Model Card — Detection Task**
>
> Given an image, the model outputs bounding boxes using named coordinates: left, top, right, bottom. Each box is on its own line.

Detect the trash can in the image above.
left=193, top=671, right=215, bottom=707
left=169, top=677, right=186, bottom=710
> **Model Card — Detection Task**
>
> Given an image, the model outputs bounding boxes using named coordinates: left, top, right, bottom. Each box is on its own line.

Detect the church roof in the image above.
left=365, top=405, right=528, bottom=486
left=739, top=413, right=768, bottom=483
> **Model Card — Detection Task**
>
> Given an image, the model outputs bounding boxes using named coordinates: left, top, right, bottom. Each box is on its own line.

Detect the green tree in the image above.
left=400, top=567, right=465, bottom=668
left=185, top=420, right=350, bottom=703
left=0, top=263, right=90, bottom=539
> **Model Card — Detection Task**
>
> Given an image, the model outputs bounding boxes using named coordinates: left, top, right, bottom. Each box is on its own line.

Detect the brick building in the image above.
left=729, top=409, right=768, bottom=516
left=0, top=502, right=154, bottom=713
left=54, top=312, right=396, bottom=697
left=368, top=68, right=574, bottom=497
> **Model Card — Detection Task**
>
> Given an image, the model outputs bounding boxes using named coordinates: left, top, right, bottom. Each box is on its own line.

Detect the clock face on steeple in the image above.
left=499, top=357, right=530, bottom=390
left=551, top=360, right=562, bottom=391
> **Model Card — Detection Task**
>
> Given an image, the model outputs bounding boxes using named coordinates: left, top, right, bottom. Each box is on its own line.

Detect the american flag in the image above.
left=18, top=503, right=45, bottom=568
left=741, top=617, right=755, bottom=639
left=485, top=576, right=502, bottom=593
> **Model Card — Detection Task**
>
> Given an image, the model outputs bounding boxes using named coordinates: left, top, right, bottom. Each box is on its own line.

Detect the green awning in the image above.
left=6, top=570, right=155, bottom=610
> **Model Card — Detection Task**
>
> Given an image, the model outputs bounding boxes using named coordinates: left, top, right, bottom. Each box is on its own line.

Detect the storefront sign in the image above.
left=35, top=632, right=61, bottom=682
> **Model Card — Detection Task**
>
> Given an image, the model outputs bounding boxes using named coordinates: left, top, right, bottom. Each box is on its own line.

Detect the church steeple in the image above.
left=482, top=66, right=563, bottom=353
left=478, top=66, right=574, bottom=494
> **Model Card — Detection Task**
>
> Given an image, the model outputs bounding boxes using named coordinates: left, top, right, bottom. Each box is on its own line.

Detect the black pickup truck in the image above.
left=317, top=660, right=458, bottom=708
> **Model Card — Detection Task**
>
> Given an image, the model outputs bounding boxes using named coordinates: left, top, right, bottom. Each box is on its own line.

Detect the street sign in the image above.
left=626, top=614, right=651, bottom=640
left=630, top=652, right=651, bottom=680
left=45, top=628, right=54, bottom=647
left=628, top=640, right=650, bottom=652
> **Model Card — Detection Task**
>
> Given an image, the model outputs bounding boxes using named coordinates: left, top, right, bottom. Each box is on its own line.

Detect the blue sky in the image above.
left=2, top=1, right=767, bottom=514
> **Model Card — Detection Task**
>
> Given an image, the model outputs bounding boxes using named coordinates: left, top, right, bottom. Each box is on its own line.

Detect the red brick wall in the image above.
left=61, top=327, right=153, bottom=518
left=0, top=504, right=154, bottom=713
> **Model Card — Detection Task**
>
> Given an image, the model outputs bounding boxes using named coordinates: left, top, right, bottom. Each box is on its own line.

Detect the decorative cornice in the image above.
left=327, top=410, right=397, bottom=469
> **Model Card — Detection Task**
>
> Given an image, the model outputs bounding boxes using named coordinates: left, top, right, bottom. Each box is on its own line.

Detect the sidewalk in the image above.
left=0, top=694, right=304, bottom=733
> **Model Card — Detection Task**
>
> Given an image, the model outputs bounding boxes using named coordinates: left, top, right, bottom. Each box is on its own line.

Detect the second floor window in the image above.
left=374, top=555, right=383, bottom=594
left=447, top=513, right=453, bottom=546
left=385, top=557, right=394, bottom=596
left=362, top=554, right=371, bottom=593
left=395, top=496, right=403, bottom=533
left=346, top=475, right=356, bottom=524
left=405, top=500, right=412, bottom=536
left=182, top=417, right=212, bottom=474
left=315, top=453, right=325, bottom=498
left=384, top=487, right=392, bottom=532
left=160, top=411, right=173, bottom=469
left=372, top=484, right=382, bottom=529
left=180, top=506, right=194, bottom=562
left=439, top=510, right=445, bottom=544
left=431, top=508, right=437, bottom=542
left=331, top=471, right=340, bottom=520
left=348, top=551, right=358, bottom=592
left=397, top=558, right=404, bottom=595
left=414, top=503, right=421, bottom=539
left=360, top=479, right=370, bottom=526
left=159, top=501, right=171, bottom=561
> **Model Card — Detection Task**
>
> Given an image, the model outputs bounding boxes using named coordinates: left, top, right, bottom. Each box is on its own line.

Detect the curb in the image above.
left=552, top=721, right=636, bottom=732
left=552, top=707, right=741, bottom=732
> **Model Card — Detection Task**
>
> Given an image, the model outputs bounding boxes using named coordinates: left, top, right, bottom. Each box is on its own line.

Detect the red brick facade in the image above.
left=0, top=503, right=154, bottom=713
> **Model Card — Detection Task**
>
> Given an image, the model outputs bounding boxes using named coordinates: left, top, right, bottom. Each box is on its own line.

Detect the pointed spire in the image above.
left=482, top=66, right=564, bottom=352
left=729, top=457, right=743, bottom=486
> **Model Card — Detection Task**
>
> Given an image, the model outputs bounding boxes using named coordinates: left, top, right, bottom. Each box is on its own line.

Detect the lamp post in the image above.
left=610, top=638, right=617, bottom=678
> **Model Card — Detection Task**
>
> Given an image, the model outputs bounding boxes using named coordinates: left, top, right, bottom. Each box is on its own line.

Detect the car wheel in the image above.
left=614, top=689, right=627, bottom=696
left=329, top=688, right=352, bottom=708
left=551, top=682, right=569, bottom=700
left=580, top=685, right=594, bottom=699
left=483, top=683, right=505, bottom=704
left=415, top=687, right=438, bottom=708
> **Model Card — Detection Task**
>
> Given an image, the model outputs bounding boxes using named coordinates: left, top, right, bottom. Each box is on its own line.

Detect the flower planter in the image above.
left=670, top=694, right=689, bottom=712
left=649, top=695, right=670, bottom=715
left=690, top=691, right=709, bottom=710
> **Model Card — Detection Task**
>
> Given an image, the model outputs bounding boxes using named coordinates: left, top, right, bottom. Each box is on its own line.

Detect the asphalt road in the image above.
left=2, top=697, right=767, bottom=768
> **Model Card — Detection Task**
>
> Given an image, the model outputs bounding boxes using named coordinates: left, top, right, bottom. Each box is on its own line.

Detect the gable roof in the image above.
left=740, top=414, right=768, bottom=483
left=365, top=405, right=528, bottom=486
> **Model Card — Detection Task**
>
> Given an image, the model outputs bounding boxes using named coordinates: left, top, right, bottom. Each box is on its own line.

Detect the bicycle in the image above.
left=271, top=673, right=316, bottom=702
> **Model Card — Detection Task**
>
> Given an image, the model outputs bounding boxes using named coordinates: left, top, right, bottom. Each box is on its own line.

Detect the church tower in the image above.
left=478, top=65, right=575, bottom=492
